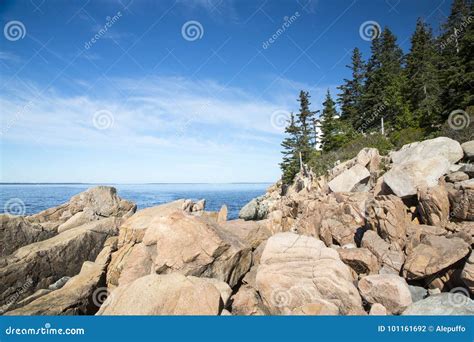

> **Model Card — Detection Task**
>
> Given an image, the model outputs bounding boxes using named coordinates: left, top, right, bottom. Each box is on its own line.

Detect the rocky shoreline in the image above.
left=1, top=136, right=473, bottom=315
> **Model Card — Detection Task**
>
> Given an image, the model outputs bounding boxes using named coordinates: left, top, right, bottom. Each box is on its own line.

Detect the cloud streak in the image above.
left=0, top=75, right=333, bottom=182
left=1, top=76, right=288, bottom=148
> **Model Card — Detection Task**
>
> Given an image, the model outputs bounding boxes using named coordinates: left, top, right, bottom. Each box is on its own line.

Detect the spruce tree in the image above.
left=280, top=113, right=300, bottom=184
left=310, top=115, right=320, bottom=148
left=458, top=2, right=474, bottom=109
left=359, top=34, right=383, bottom=131
left=361, top=27, right=411, bottom=131
left=320, top=90, right=339, bottom=152
left=337, top=47, right=365, bottom=128
left=405, top=18, right=442, bottom=128
left=438, top=0, right=472, bottom=115
left=296, top=91, right=317, bottom=162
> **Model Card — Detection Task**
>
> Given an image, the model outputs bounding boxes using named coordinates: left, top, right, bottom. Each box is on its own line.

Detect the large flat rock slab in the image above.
left=256, top=232, right=364, bottom=315
left=0, top=217, right=121, bottom=307
left=97, top=273, right=229, bottom=315
left=390, top=137, right=463, bottom=165
left=108, top=210, right=251, bottom=288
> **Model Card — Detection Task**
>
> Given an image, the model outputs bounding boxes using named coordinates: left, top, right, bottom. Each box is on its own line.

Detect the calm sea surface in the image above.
left=0, top=183, right=271, bottom=220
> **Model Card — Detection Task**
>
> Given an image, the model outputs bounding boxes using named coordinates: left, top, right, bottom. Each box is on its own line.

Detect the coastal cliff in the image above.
left=1, top=137, right=473, bottom=316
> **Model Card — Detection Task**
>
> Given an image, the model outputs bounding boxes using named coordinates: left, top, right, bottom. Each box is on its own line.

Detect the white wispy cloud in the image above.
left=176, top=0, right=239, bottom=22
left=0, top=51, right=21, bottom=63
left=0, top=76, right=301, bottom=149
left=0, top=75, right=330, bottom=182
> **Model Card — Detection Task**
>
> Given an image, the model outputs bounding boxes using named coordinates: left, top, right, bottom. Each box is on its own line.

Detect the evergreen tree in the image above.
left=278, top=6, right=474, bottom=182
left=359, top=34, right=383, bottom=131
left=337, top=47, right=366, bottom=127
left=361, top=27, right=411, bottom=131
left=458, top=2, right=474, bottom=109
left=310, top=115, right=320, bottom=148
left=279, top=113, right=300, bottom=184
left=438, top=0, right=472, bottom=115
left=296, top=91, right=317, bottom=162
left=405, top=18, right=442, bottom=128
left=320, top=90, right=339, bottom=152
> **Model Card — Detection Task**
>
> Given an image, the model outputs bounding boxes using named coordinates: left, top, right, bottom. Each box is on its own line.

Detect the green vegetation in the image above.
left=280, top=113, right=301, bottom=184
left=280, top=0, right=474, bottom=183
left=405, top=19, right=442, bottom=127
left=337, top=47, right=365, bottom=127
left=279, top=91, right=318, bottom=183
left=307, top=133, right=393, bottom=177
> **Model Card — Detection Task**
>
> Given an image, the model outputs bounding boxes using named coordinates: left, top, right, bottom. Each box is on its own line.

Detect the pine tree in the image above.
left=279, top=91, right=318, bottom=184
left=405, top=19, right=442, bottom=128
left=457, top=2, right=474, bottom=109
left=359, top=34, right=383, bottom=131
left=361, top=27, right=411, bottom=131
left=296, top=91, right=317, bottom=162
left=310, top=115, right=320, bottom=148
left=280, top=113, right=300, bottom=184
left=438, top=0, right=472, bottom=116
left=337, top=47, right=365, bottom=128
left=320, top=90, right=339, bottom=152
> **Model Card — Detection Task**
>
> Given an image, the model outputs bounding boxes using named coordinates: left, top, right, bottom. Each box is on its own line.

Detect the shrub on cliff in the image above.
left=308, top=133, right=392, bottom=176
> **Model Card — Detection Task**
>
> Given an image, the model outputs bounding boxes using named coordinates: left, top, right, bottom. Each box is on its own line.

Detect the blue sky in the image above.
left=0, top=0, right=452, bottom=183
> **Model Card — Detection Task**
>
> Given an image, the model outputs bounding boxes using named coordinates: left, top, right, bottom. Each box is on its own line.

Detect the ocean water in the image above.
left=0, top=183, right=271, bottom=220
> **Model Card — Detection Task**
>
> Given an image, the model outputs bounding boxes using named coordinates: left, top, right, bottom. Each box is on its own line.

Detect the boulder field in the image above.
left=1, top=137, right=473, bottom=316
